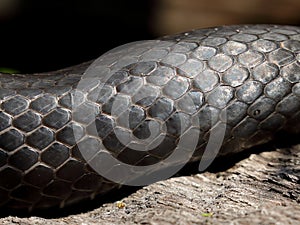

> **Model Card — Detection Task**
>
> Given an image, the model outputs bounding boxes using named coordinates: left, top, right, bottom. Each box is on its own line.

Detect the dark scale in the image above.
left=59, top=90, right=85, bottom=109
left=0, top=112, right=11, bottom=131
left=265, top=77, right=292, bottom=101
left=148, top=97, right=175, bottom=121
left=72, top=102, right=100, bottom=125
left=56, top=123, right=85, bottom=146
left=30, top=94, right=57, bottom=114
left=0, top=129, right=24, bottom=152
left=42, top=108, right=70, bottom=130
left=9, top=147, right=39, bottom=171
left=247, top=96, right=276, bottom=120
left=26, top=127, right=54, bottom=150
left=41, top=143, right=70, bottom=168
left=0, top=25, right=300, bottom=210
left=132, top=120, right=152, bottom=139
left=2, top=95, right=29, bottom=116
left=87, top=114, right=115, bottom=139
left=13, top=110, right=41, bottom=132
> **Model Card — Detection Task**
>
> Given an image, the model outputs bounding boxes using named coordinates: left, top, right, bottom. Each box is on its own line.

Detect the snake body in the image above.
left=0, top=25, right=300, bottom=210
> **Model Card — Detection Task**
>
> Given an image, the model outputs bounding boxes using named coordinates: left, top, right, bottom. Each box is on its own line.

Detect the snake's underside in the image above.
left=0, top=25, right=300, bottom=210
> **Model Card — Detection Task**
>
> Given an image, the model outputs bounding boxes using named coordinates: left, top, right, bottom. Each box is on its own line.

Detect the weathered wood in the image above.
left=1, top=143, right=299, bottom=224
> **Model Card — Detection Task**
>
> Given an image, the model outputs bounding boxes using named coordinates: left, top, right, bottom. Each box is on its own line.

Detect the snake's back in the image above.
left=0, top=25, right=300, bottom=210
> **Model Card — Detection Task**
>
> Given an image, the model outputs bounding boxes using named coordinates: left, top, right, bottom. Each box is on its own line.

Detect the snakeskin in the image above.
left=0, top=25, right=300, bottom=210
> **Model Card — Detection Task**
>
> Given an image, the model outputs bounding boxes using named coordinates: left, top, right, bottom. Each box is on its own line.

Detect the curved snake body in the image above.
left=0, top=25, right=300, bottom=210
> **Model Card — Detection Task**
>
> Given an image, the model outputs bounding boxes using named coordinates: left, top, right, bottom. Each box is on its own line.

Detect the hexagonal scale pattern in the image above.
left=0, top=24, right=299, bottom=210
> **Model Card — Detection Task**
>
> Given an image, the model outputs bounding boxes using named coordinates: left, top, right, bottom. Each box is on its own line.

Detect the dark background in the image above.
left=0, top=0, right=156, bottom=73
left=1, top=0, right=300, bottom=73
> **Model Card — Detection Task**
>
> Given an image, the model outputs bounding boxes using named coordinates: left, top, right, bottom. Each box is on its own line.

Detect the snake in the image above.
left=0, top=24, right=300, bottom=210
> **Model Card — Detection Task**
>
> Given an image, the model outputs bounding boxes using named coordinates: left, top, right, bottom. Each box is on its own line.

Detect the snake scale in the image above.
left=0, top=25, right=300, bottom=210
